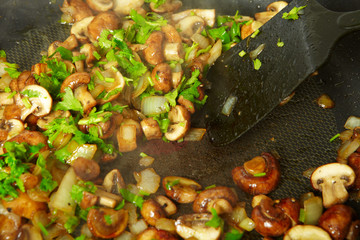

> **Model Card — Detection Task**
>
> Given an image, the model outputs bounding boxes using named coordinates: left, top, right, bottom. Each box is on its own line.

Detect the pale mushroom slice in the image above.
left=311, top=162, right=355, bottom=208
left=283, top=225, right=331, bottom=240
left=171, top=9, right=216, bottom=27
left=19, top=85, right=52, bottom=120
left=112, top=0, right=144, bottom=16
left=86, top=0, right=113, bottom=12
left=165, top=105, right=191, bottom=141
left=71, top=16, right=95, bottom=43
left=175, top=213, right=221, bottom=240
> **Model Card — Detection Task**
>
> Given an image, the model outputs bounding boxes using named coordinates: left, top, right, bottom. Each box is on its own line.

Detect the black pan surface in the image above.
left=1, top=0, right=360, bottom=239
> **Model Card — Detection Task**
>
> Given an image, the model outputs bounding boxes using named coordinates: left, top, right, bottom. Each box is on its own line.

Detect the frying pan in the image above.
left=1, top=0, right=360, bottom=238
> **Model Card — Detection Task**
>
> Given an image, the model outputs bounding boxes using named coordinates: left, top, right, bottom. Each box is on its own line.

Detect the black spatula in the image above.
left=204, top=0, right=360, bottom=146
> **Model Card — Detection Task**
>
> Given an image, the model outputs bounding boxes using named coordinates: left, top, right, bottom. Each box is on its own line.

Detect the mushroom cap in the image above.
left=311, top=163, right=355, bottom=189
left=71, top=16, right=95, bottom=43
left=21, top=85, right=52, bottom=117
left=283, top=225, right=332, bottom=240
left=61, top=72, right=91, bottom=92
left=86, top=0, right=113, bottom=12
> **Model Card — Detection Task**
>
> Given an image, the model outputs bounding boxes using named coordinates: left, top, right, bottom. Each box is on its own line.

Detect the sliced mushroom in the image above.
left=162, top=176, right=202, bottom=203
left=87, top=11, right=120, bottom=43
left=151, top=63, right=173, bottom=93
left=3, top=119, right=25, bottom=140
left=80, top=43, right=97, bottom=68
left=16, top=71, right=36, bottom=91
left=37, top=110, right=71, bottom=130
left=141, top=199, right=167, bottom=226
left=17, top=224, right=43, bottom=240
left=232, top=152, right=281, bottom=195
left=137, top=227, right=178, bottom=240
left=165, top=105, right=191, bottom=141
left=95, top=187, right=123, bottom=208
left=283, top=225, right=332, bottom=240
left=80, top=191, right=99, bottom=209
left=20, top=85, right=53, bottom=120
left=171, top=9, right=216, bottom=27
left=348, top=152, right=360, bottom=190
left=0, top=92, right=14, bottom=106
left=178, top=95, right=195, bottom=114
left=155, top=195, right=177, bottom=216
left=149, top=0, right=182, bottom=13
left=161, top=24, right=182, bottom=43
left=251, top=195, right=292, bottom=237
left=255, top=1, right=288, bottom=24
left=71, top=16, right=95, bottom=43
left=164, top=43, right=185, bottom=61
left=103, top=169, right=126, bottom=195
left=87, top=208, right=128, bottom=238
left=176, top=15, right=205, bottom=41
left=175, top=213, right=221, bottom=240
left=61, top=72, right=91, bottom=92
left=6, top=130, right=48, bottom=151
left=78, top=112, right=116, bottom=139
left=71, top=157, right=100, bottom=181
left=143, top=31, right=165, bottom=65
left=240, top=21, right=263, bottom=40
left=86, top=0, right=113, bottom=12
left=318, top=204, right=355, bottom=240
left=275, top=198, right=301, bottom=226
left=60, top=0, right=93, bottom=23
left=140, top=118, right=162, bottom=140
left=112, top=0, right=144, bottom=16
left=74, top=85, right=97, bottom=114
left=193, top=186, right=238, bottom=215
left=311, top=163, right=355, bottom=208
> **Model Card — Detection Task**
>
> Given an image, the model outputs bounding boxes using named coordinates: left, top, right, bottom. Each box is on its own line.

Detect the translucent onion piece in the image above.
left=132, top=72, right=150, bottom=99
left=184, top=128, right=207, bottom=141
left=239, top=217, right=255, bottom=232
left=139, top=156, right=155, bottom=167
left=114, top=231, right=135, bottom=240
left=345, top=116, right=360, bottom=130
left=303, top=196, right=323, bottom=225
left=141, top=96, right=169, bottom=116
left=221, top=94, right=238, bottom=116
left=135, top=168, right=161, bottom=194
left=249, top=43, right=265, bottom=60
left=66, top=144, right=98, bottom=165
left=337, top=138, right=360, bottom=164
left=129, top=219, right=148, bottom=235
left=207, top=39, right=222, bottom=66
left=191, top=33, right=210, bottom=49
left=339, top=130, right=353, bottom=142
left=155, top=218, right=176, bottom=234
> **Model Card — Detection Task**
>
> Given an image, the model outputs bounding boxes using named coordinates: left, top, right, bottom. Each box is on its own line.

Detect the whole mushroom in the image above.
left=310, top=163, right=355, bottom=208
left=87, top=11, right=120, bottom=43
left=283, top=225, right=332, bottom=240
left=162, top=176, right=202, bottom=203
left=232, top=152, right=281, bottom=195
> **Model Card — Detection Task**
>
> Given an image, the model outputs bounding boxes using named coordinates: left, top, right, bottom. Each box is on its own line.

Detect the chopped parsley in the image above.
left=250, top=29, right=260, bottom=38
left=54, top=87, right=83, bottom=113
left=120, top=188, right=144, bottom=209
left=145, top=0, right=166, bottom=8
left=282, top=5, right=307, bottom=20
left=206, top=208, right=224, bottom=229
left=239, top=50, right=246, bottom=57
left=36, top=154, right=58, bottom=192
left=329, top=133, right=340, bottom=142
left=225, top=228, right=244, bottom=240
left=165, top=179, right=180, bottom=190
left=72, top=54, right=86, bottom=63
left=64, top=216, right=80, bottom=234
left=299, top=208, right=305, bottom=223
left=4, top=62, right=21, bottom=79
left=71, top=181, right=97, bottom=203
left=253, top=172, right=266, bottom=177
left=104, top=215, right=113, bottom=224
left=0, top=49, right=6, bottom=58
left=253, top=59, right=262, bottom=70
left=53, top=46, right=73, bottom=61
left=277, top=38, right=285, bottom=47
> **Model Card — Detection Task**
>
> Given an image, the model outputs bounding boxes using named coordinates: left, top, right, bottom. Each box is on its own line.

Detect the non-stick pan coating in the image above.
left=1, top=0, right=360, bottom=239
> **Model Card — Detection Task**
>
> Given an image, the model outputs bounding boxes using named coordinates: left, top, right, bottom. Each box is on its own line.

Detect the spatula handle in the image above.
left=337, top=10, right=360, bottom=30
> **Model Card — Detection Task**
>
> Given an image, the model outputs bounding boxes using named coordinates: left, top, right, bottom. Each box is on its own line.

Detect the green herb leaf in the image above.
left=250, top=29, right=260, bottom=38
left=239, top=50, right=246, bottom=57
left=277, top=38, right=285, bottom=47
left=4, top=62, right=21, bottom=79
left=71, top=181, right=97, bottom=203
left=54, top=46, right=73, bottom=61
left=329, top=133, right=340, bottom=142
left=299, top=208, right=305, bottom=223
left=72, top=54, right=86, bottom=62
left=64, top=216, right=80, bottom=234
left=225, top=228, right=244, bottom=240
left=165, top=179, right=180, bottom=190
left=206, top=208, right=224, bottom=229
left=0, top=50, right=6, bottom=58
left=144, top=0, right=166, bottom=8
left=253, top=58, right=262, bottom=70
left=253, top=172, right=266, bottom=177
left=120, top=188, right=144, bottom=209
left=282, top=5, right=307, bottom=20
left=55, top=87, right=83, bottom=113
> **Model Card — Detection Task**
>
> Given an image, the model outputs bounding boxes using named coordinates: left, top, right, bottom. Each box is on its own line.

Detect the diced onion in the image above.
left=337, top=138, right=360, bottom=163
left=66, top=144, right=98, bottom=165
left=124, top=203, right=138, bottom=225
left=221, top=95, right=238, bottom=116
left=114, top=231, right=135, bottom=240
left=184, top=128, right=207, bottom=141
left=155, top=218, right=176, bottom=234
left=303, top=196, right=323, bottom=225
left=345, top=116, right=360, bottom=130
left=339, top=130, right=353, bottom=142
left=129, top=219, right=148, bottom=235
left=139, top=156, right=155, bottom=167
left=239, top=217, right=255, bottom=232
left=207, top=39, right=222, bottom=66
left=135, top=168, right=161, bottom=194
left=132, top=72, right=150, bottom=99
left=191, top=33, right=210, bottom=49
left=141, top=96, right=169, bottom=116
left=249, top=43, right=265, bottom=60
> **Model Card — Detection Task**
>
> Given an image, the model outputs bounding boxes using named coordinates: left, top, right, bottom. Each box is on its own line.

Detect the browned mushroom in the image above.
left=161, top=24, right=182, bottom=43
left=193, top=186, right=238, bottom=215
left=3, top=104, right=22, bottom=120
left=137, top=227, right=178, bottom=240
left=17, top=71, right=36, bottom=91
left=232, top=152, right=281, bottom=195
left=165, top=105, right=191, bottom=141
left=275, top=198, right=301, bottom=226
left=87, top=208, right=128, bottom=238
left=6, top=130, right=48, bottom=152
left=87, top=11, right=120, bottom=43
left=318, top=204, right=357, bottom=240
left=71, top=157, right=100, bottom=181
left=348, top=152, right=360, bottom=190
left=103, top=169, right=126, bottom=195
left=176, top=15, right=205, bottom=42
left=0, top=212, right=21, bottom=240
left=60, top=0, right=93, bottom=23
left=143, top=31, right=165, bottom=65
left=255, top=1, right=288, bottom=24
left=151, top=63, right=172, bottom=93
left=251, top=195, right=292, bottom=237
left=80, top=43, right=97, bottom=68
left=162, top=176, right=202, bottom=203
left=78, top=112, right=116, bottom=139
left=155, top=195, right=177, bottom=216
left=112, top=0, right=145, bottom=16
left=71, top=16, right=95, bottom=43
left=240, top=21, right=263, bottom=40
left=61, top=72, right=91, bottom=92
left=86, top=0, right=113, bottom=12
left=149, top=0, right=182, bottom=13
left=178, top=95, right=195, bottom=114
left=140, top=118, right=162, bottom=140
left=141, top=199, right=167, bottom=226
left=283, top=225, right=332, bottom=240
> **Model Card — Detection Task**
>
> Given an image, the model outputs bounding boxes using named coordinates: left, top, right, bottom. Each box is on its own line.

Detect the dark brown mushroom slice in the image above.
left=348, top=152, right=360, bottom=190
left=6, top=130, right=48, bottom=152
left=193, top=186, right=238, bottom=214
left=251, top=195, right=292, bottom=237
left=141, top=199, right=167, bottom=226
left=103, top=169, right=126, bottom=195
left=87, top=208, right=128, bottom=238
left=72, top=157, right=100, bottom=181
left=275, top=198, right=301, bottom=226
left=318, top=204, right=355, bottom=240
left=143, top=31, right=165, bottom=65
left=87, top=11, right=120, bottom=43
left=60, top=72, right=91, bottom=93
left=162, top=176, right=202, bottom=203
left=232, top=152, right=281, bottom=195
left=151, top=63, right=172, bottom=93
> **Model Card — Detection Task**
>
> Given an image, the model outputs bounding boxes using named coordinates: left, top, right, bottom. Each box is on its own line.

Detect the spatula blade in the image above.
left=204, top=0, right=344, bottom=146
